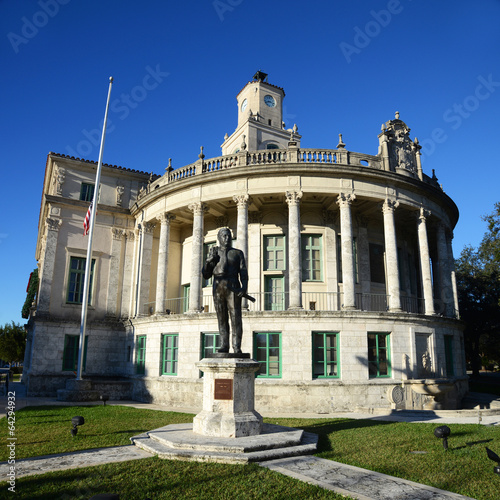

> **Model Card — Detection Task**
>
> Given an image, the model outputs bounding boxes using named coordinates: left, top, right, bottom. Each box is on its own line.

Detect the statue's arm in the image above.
left=202, top=246, right=218, bottom=279
left=239, top=251, right=248, bottom=293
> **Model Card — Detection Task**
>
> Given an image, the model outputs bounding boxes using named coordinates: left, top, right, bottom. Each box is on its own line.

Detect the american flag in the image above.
left=83, top=200, right=93, bottom=236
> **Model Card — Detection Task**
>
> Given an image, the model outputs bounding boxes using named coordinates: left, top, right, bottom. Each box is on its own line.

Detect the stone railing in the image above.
left=166, top=148, right=383, bottom=184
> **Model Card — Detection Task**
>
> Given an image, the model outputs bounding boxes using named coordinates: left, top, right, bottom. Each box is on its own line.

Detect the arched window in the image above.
left=266, top=143, right=279, bottom=150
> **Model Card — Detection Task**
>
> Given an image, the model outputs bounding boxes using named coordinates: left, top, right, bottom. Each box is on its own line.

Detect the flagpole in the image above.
left=76, top=76, right=114, bottom=381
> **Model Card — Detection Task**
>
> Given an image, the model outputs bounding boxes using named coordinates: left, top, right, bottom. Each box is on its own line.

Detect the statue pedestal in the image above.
left=193, top=356, right=263, bottom=438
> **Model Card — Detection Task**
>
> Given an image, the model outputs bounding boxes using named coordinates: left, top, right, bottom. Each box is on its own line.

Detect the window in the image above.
left=264, top=276, right=285, bottom=311
left=201, top=332, right=221, bottom=358
left=369, top=243, right=385, bottom=284
left=203, top=242, right=217, bottom=287
left=368, top=332, right=391, bottom=378
left=313, top=332, right=339, bottom=378
left=161, top=334, right=178, bottom=375
left=337, top=235, right=358, bottom=283
left=135, top=336, right=146, bottom=375
left=267, top=143, right=279, bottom=149
left=62, top=334, right=87, bottom=371
left=254, top=332, right=281, bottom=377
left=302, top=235, right=322, bottom=281
left=444, top=335, right=455, bottom=377
left=182, top=285, right=190, bottom=313
left=80, top=183, right=95, bottom=202
left=67, top=257, right=95, bottom=304
left=264, top=235, right=285, bottom=271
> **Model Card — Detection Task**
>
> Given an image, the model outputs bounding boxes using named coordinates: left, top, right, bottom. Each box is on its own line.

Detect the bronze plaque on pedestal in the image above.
left=214, top=379, right=233, bottom=400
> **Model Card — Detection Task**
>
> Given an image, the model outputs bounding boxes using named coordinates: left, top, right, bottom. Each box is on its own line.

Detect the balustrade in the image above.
left=141, top=292, right=432, bottom=317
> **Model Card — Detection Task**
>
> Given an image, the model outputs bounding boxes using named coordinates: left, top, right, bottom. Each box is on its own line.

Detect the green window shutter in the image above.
left=161, top=334, right=179, bottom=375
left=62, top=335, right=88, bottom=372
left=368, top=332, right=391, bottom=378
left=313, top=332, right=339, bottom=378
left=67, top=257, right=95, bottom=304
left=254, top=332, right=281, bottom=378
left=135, top=335, right=147, bottom=375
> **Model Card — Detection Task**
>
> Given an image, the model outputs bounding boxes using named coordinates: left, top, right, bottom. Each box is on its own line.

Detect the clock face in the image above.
left=241, top=99, right=248, bottom=112
left=264, top=95, right=276, bottom=107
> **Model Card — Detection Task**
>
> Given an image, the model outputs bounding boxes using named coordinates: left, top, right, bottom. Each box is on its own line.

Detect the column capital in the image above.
left=285, top=190, right=303, bottom=206
left=141, top=221, right=155, bottom=234
left=336, top=193, right=356, bottom=208
left=157, top=212, right=176, bottom=224
left=188, top=202, right=209, bottom=215
left=382, top=199, right=399, bottom=214
left=233, top=193, right=251, bottom=207
left=46, top=217, right=62, bottom=231
left=111, top=227, right=125, bottom=240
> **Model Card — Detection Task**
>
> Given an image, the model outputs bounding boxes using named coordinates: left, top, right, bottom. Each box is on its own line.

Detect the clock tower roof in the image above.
left=236, top=71, right=285, bottom=99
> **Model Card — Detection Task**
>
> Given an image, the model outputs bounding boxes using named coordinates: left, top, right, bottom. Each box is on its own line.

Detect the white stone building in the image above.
left=25, top=71, right=467, bottom=412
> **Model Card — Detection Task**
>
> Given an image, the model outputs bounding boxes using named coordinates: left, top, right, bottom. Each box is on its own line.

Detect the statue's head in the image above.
left=217, top=227, right=232, bottom=248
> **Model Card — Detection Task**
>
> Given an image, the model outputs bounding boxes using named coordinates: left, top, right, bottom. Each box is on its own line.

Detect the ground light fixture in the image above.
left=71, top=416, right=85, bottom=437
left=433, top=425, right=451, bottom=450
left=485, top=447, right=500, bottom=476
left=100, top=394, right=109, bottom=406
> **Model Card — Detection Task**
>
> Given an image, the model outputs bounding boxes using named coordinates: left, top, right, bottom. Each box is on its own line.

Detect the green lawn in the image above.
left=1, top=405, right=499, bottom=499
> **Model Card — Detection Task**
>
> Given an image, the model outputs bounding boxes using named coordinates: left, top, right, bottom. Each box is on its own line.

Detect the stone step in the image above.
left=461, top=392, right=500, bottom=410
left=131, top=423, right=318, bottom=464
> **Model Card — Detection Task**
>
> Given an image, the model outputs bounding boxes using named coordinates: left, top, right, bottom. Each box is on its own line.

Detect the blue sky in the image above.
left=1, top=0, right=499, bottom=326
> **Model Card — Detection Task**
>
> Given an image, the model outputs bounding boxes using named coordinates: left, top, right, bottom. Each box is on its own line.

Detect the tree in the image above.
left=456, top=203, right=500, bottom=376
left=0, top=322, right=26, bottom=366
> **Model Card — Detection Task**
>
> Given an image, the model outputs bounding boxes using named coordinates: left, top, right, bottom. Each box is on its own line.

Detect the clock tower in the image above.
left=221, top=71, right=301, bottom=155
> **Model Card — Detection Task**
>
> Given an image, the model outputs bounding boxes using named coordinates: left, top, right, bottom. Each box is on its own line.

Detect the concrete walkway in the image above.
left=1, top=382, right=495, bottom=499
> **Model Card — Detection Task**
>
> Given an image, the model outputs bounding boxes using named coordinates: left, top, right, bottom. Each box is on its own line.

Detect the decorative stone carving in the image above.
left=188, top=202, right=209, bottom=216
left=116, top=182, right=125, bottom=206
left=233, top=193, right=250, bottom=208
left=214, top=216, right=229, bottom=228
left=382, top=199, right=399, bottom=214
left=46, top=217, right=62, bottom=231
left=111, top=228, right=125, bottom=240
left=381, top=113, right=418, bottom=174
left=141, top=221, right=155, bottom=234
left=248, top=211, right=262, bottom=224
left=285, top=190, right=303, bottom=206
left=53, top=167, right=65, bottom=195
left=336, top=192, right=356, bottom=208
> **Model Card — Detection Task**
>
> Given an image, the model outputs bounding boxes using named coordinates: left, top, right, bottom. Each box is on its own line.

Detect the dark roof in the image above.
left=48, top=152, right=157, bottom=177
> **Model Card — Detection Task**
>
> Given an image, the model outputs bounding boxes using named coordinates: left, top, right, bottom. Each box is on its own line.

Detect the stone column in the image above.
left=106, top=228, right=124, bottom=317
left=233, top=194, right=250, bottom=309
left=382, top=199, right=402, bottom=312
left=436, top=222, right=454, bottom=317
left=286, top=190, right=303, bottom=310
left=137, top=221, right=155, bottom=316
left=155, top=212, right=176, bottom=314
left=337, top=193, right=356, bottom=309
left=122, top=230, right=135, bottom=318
left=37, top=217, right=62, bottom=314
left=417, top=208, right=435, bottom=315
left=188, top=202, right=208, bottom=313
left=446, top=230, right=460, bottom=318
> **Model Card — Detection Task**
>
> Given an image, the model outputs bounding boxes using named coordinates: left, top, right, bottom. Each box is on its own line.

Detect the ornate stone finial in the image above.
left=381, top=123, right=386, bottom=132
left=240, top=134, right=247, bottom=151
left=165, top=158, right=173, bottom=172
left=414, top=137, right=419, bottom=145
left=199, top=146, right=205, bottom=160
left=224, top=133, right=228, bottom=140
left=395, top=111, right=400, bottom=120
left=293, top=123, right=298, bottom=133
left=337, top=133, right=346, bottom=149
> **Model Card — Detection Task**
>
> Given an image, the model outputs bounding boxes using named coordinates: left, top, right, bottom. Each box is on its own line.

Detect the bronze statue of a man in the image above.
left=202, top=228, right=248, bottom=354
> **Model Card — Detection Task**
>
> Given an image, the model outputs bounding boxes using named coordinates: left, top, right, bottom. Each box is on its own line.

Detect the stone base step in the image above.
left=131, top=423, right=318, bottom=464
left=56, top=389, right=101, bottom=402
left=461, top=392, right=500, bottom=410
